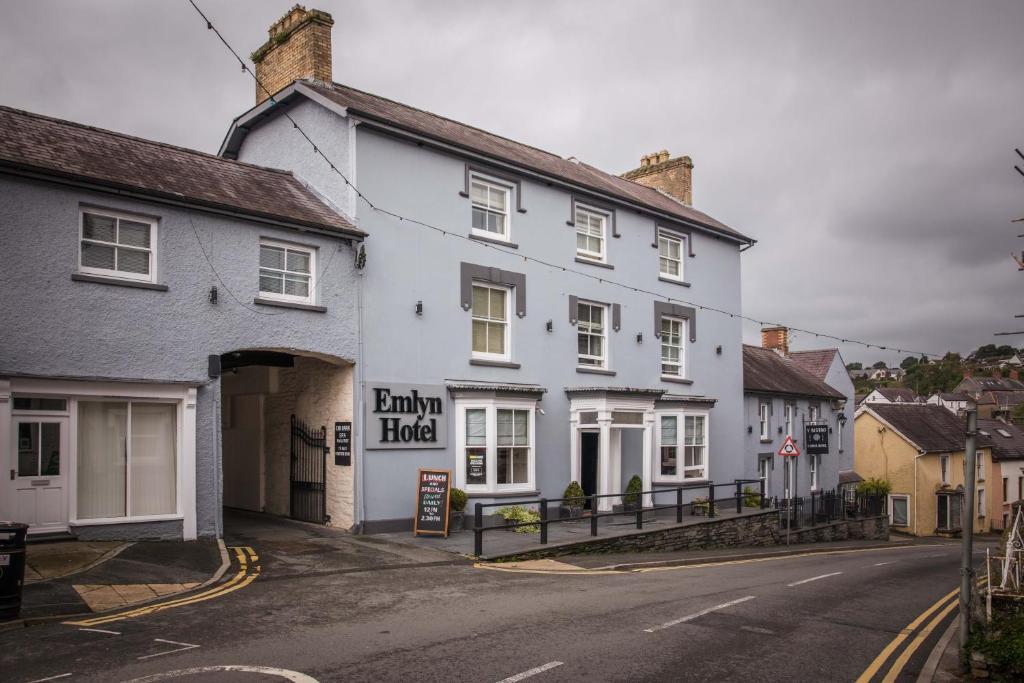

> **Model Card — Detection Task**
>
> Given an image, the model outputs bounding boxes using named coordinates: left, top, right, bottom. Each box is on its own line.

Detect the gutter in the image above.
left=0, top=164, right=366, bottom=242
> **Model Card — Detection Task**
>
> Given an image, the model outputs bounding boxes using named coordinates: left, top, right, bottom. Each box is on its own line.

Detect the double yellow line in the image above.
left=856, top=577, right=986, bottom=683
left=65, top=546, right=260, bottom=627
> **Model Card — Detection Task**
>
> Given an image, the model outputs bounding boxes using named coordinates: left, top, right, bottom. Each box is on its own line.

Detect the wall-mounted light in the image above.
left=415, top=300, right=423, bottom=316
left=209, top=286, right=218, bottom=305
left=778, top=426, right=783, bottom=434
left=546, top=320, right=553, bottom=333
left=716, top=345, right=723, bottom=355
left=747, top=425, right=753, bottom=434
left=636, top=332, right=643, bottom=344
left=837, top=412, right=848, bottom=427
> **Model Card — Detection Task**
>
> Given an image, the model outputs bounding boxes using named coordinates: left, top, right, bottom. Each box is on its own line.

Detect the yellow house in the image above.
left=854, top=403, right=993, bottom=537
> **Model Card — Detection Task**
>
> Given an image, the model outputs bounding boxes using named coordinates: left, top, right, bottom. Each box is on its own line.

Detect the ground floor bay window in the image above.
left=455, top=398, right=537, bottom=494
left=77, top=401, right=177, bottom=519
left=656, top=413, right=708, bottom=482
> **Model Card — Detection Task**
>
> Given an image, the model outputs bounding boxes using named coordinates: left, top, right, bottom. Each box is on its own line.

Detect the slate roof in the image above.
left=956, top=376, right=1024, bottom=394
left=227, top=80, right=751, bottom=244
left=870, top=387, right=920, bottom=403
left=788, top=349, right=839, bottom=381
left=0, top=106, right=361, bottom=237
left=978, top=419, right=1024, bottom=461
left=936, top=392, right=972, bottom=402
left=864, top=403, right=992, bottom=453
left=975, top=391, right=1024, bottom=407
left=743, top=345, right=845, bottom=400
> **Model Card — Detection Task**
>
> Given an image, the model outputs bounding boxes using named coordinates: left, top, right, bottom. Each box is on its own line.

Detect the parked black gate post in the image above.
left=759, top=478, right=766, bottom=509
left=474, top=503, right=483, bottom=556
left=676, top=487, right=684, bottom=523
left=590, top=495, right=599, bottom=536
left=707, top=482, right=716, bottom=518
left=539, top=498, right=548, bottom=544
left=290, top=415, right=329, bottom=524
left=735, top=480, right=742, bottom=514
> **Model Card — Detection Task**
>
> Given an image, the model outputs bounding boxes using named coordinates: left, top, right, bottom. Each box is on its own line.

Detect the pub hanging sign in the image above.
left=804, top=423, right=830, bottom=455
left=364, top=383, right=448, bottom=450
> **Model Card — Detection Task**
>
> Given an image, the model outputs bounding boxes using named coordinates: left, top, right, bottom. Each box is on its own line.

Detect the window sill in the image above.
left=652, top=479, right=709, bottom=486
left=658, top=276, right=691, bottom=287
left=465, top=489, right=540, bottom=499
left=469, top=233, right=518, bottom=249
left=71, top=273, right=168, bottom=291
left=575, top=256, right=614, bottom=270
left=660, top=376, right=694, bottom=385
left=576, top=366, right=616, bottom=376
left=71, top=514, right=183, bottom=527
left=760, top=438, right=773, bottom=444
left=470, top=358, right=522, bottom=369
left=253, top=297, right=327, bottom=313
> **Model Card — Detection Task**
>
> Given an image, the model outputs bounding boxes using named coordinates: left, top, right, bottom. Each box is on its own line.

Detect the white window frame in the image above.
left=454, top=398, right=537, bottom=494
left=655, top=410, right=709, bottom=483
left=469, top=175, right=512, bottom=242
left=809, top=454, right=819, bottom=491
left=889, top=494, right=910, bottom=527
left=940, top=455, right=950, bottom=484
left=978, top=487, right=986, bottom=517
left=575, top=206, right=607, bottom=262
left=758, top=457, right=770, bottom=496
left=660, top=316, right=686, bottom=378
left=258, top=238, right=316, bottom=305
left=657, top=230, right=685, bottom=281
left=470, top=282, right=512, bottom=362
left=759, top=402, right=770, bottom=440
left=976, top=451, right=985, bottom=482
left=808, top=404, right=820, bottom=422
left=577, top=301, right=609, bottom=369
left=784, top=403, right=794, bottom=437
left=78, top=207, right=158, bottom=283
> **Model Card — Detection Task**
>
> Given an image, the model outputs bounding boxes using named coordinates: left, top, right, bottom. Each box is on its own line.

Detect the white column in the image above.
left=0, top=380, right=11, bottom=522
left=569, top=412, right=580, bottom=484
left=610, top=429, right=622, bottom=506
left=182, top=387, right=198, bottom=541
left=597, top=412, right=612, bottom=512
left=642, top=414, right=654, bottom=509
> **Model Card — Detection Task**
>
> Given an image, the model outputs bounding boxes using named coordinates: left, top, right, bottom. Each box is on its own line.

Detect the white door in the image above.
left=12, top=417, right=68, bottom=533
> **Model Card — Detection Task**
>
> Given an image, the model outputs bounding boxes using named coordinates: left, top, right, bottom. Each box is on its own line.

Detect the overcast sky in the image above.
left=2, top=0, right=1022, bottom=365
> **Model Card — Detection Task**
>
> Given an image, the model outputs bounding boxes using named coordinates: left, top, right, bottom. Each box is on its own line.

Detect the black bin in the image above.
left=0, top=523, right=29, bottom=621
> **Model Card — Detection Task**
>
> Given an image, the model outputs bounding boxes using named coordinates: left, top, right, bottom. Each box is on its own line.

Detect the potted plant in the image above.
left=560, top=481, right=587, bottom=519
left=692, top=496, right=717, bottom=516
left=742, top=486, right=762, bottom=508
left=448, top=488, right=467, bottom=531
left=622, top=475, right=643, bottom=512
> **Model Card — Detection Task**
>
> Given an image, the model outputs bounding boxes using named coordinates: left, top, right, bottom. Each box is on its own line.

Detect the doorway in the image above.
left=580, top=431, right=599, bottom=509
left=11, top=416, right=68, bottom=533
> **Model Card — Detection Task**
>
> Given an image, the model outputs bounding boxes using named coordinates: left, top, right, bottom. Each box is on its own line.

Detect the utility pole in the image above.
left=959, top=409, right=978, bottom=670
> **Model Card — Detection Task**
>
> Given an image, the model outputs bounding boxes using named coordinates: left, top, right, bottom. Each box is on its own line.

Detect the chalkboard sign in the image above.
left=334, top=421, right=352, bottom=466
left=414, top=468, right=451, bottom=537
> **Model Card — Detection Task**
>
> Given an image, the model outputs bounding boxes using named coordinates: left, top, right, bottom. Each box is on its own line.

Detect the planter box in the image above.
left=448, top=510, right=466, bottom=532
left=559, top=504, right=584, bottom=520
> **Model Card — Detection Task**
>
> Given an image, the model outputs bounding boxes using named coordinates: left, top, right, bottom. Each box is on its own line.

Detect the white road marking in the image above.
left=873, top=561, right=895, bottom=567
left=26, top=675, right=72, bottom=683
left=78, top=627, right=121, bottom=635
left=644, top=595, right=757, bottom=633
left=495, top=662, right=564, bottom=683
left=788, top=571, right=842, bottom=587
left=740, top=625, right=775, bottom=635
left=136, top=639, right=201, bottom=660
left=122, top=665, right=318, bottom=682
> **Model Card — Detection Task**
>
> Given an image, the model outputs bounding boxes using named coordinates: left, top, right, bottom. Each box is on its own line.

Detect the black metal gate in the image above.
left=290, top=415, right=329, bottom=524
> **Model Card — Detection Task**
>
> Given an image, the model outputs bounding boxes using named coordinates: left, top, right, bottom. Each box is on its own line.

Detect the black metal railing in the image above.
left=773, top=490, right=887, bottom=529
left=473, top=479, right=765, bottom=556
left=290, top=415, right=329, bottom=525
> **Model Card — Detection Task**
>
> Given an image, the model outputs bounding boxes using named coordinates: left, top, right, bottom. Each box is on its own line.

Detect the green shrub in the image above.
left=692, top=496, right=719, bottom=515
left=969, top=613, right=1024, bottom=678
left=449, top=488, right=467, bottom=512
left=496, top=505, right=540, bottom=533
left=623, top=475, right=643, bottom=506
left=563, top=481, right=586, bottom=507
left=856, top=478, right=893, bottom=496
left=743, top=486, right=761, bottom=507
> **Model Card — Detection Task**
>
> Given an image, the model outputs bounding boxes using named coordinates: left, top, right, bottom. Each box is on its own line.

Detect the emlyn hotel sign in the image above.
left=364, top=383, right=447, bottom=450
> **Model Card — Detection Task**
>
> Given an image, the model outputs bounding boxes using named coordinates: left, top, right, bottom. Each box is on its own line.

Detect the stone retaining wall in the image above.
left=490, top=511, right=889, bottom=561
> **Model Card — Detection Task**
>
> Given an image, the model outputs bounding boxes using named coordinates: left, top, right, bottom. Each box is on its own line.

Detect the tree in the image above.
left=904, top=352, right=964, bottom=395
left=846, top=362, right=863, bottom=371
left=900, top=356, right=919, bottom=370
left=872, top=361, right=888, bottom=369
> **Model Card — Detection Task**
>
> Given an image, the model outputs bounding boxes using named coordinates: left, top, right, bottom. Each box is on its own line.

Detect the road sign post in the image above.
left=778, top=437, right=801, bottom=545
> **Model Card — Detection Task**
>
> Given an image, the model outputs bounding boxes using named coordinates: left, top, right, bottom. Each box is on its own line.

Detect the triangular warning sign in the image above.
left=778, top=435, right=800, bottom=457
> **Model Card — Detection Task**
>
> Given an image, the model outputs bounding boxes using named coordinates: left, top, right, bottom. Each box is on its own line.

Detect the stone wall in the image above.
left=490, top=512, right=889, bottom=561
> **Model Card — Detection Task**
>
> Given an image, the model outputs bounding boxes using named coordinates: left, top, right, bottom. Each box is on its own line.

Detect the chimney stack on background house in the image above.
left=621, top=150, right=694, bottom=206
left=761, top=326, right=790, bottom=356
left=251, top=5, right=334, bottom=105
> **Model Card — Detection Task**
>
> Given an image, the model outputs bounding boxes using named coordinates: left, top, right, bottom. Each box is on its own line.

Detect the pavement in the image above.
left=0, top=516, right=1000, bottom=682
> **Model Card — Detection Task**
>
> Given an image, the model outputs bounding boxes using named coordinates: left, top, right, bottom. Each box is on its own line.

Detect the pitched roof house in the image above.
left=863, top=387, right=920, bottom=404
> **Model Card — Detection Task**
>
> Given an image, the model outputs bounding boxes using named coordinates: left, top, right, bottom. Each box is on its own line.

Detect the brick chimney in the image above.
left=761, top=326, right=789, bottom=356
left=251, top=5, right=334, bottom=105
left=621, top=150, right=694, bottom=206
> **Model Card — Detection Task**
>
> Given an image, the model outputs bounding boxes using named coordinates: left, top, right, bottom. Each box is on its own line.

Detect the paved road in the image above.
left=2, top=527, right=991, bottom=683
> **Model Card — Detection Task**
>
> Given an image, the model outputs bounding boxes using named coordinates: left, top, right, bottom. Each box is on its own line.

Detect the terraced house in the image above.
left=219, top=5, right=755, bottom=532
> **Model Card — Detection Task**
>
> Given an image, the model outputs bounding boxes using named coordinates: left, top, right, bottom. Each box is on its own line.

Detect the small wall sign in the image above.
left=364, top=383, right=448, bottom=450
left=414, top=469, right=451, bottom=537
left=334, top=421, right=352, bottom=466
